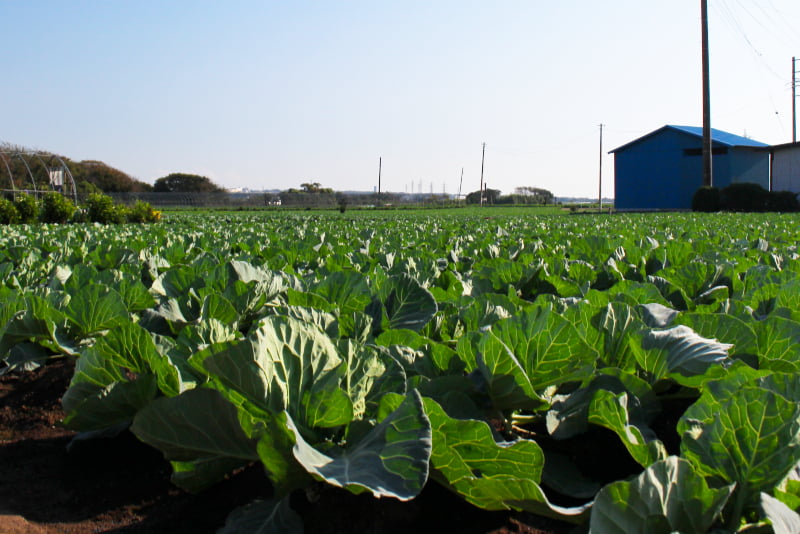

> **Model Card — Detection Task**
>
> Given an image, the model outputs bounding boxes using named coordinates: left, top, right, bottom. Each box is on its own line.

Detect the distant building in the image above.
left=770, top=142, right=800, bottom=194
left=611, top=125, right=770, bottom=210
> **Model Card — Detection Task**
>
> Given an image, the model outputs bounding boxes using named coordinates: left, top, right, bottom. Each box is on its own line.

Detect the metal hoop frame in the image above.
left=0, top=150, right=78, bottom=204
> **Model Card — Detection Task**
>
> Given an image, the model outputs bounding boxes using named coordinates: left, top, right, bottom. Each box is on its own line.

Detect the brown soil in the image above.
left=0, top=359, right=574, bottom=534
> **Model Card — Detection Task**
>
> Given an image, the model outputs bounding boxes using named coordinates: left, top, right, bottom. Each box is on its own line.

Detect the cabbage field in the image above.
left=2, top=210, right=800, bottom=533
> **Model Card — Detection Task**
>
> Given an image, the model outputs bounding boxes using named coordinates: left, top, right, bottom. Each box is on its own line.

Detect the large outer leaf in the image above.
left=676, top=312, right=757, bottom=358
left=375, top=274, right=438, bottom=332
left=754, top=316, right=800, bottom=373
left=762, top=492, right=800, bottom=534
left=131, top=388, right=259, bottom=461
left=131, top=388, right=258, bottom=491
left=62, top=368, right=158, bottom=430
left=62, top=322, right=183, bottom=430
left=632, top=325, right=731, bottom=383
left=588, top=390, right=666, bottom=468
left=289, top=390, right=431, bottom=501
left=0, top=294, right=72, bottom=360
left=547, top=370, right=658, bottom=441
left=218, top=498, right=303, bottom=534
left=402, top=394, right=590, bottom=523
left=471, top=331, right=544, bottom=411
left=65, top=285, right=129, bottom=338
left=681, top=384, right=800, bottom=520
left=310, top=270, right=371, bottom=317
left=590, top=456, right=734, bottom=534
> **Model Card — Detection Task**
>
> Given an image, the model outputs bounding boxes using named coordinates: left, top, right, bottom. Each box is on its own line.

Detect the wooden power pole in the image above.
left=793, top=56, right=797, bottom=144
left=479, top=142, right=486, bottom=207
left=701, top=0, right=713, bottom=187
left=598, top=123, right=604, bottom=212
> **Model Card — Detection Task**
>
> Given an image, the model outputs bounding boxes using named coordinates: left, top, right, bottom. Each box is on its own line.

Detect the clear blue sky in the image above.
left=2, top=1, right=798, bottom=197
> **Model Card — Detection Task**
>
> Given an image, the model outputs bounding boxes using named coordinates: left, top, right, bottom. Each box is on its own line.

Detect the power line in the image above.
left=712, top=0, right=784, bottom=80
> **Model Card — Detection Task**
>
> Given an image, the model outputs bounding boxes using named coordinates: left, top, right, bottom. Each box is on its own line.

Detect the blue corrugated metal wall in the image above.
left=614, top=128, right=769, bottom=210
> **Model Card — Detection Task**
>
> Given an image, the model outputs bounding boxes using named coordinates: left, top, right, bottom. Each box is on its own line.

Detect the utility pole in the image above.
left=458, top=167, right=463, bottom=202
left=598, top=123, right=604, bottom=212
left=480, top=142, right=486, bottom=207
left=793, top=56, right=797, bottom=143
left=701, top=0, right=713, bottom=187
left=377, top=157, right=382, bottom=196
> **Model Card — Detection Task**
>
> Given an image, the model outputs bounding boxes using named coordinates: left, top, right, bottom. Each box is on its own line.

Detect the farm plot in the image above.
left=2, top=211, right=800, bottom=533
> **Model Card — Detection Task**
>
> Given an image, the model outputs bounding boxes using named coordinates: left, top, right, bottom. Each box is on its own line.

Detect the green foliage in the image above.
left=7, top=211, right=800, bottom=532
left=0, top=197, right=20, bottom=224
left=75, top=180, right=103, bottom=196
left=126, top=200, right=161, bottom=223
left=694, top=184, right=799, bottom=213
left=72, top=160, right=153, bottom=193
left=466, top=187, right=554, bottom=205
left=508, top=186, right=555, bottom=205
left=590, top=456, right=734, bottom=534
left=85, top=193, right=126, bottom=224
left=465, top=188, right=501, bottom=204
left=153, top=173, right=224, bottom=193
left=691, top=186, right=720, bottom=212
left=766, top=190, right=800, bottom=212
left=40, top=192, right=76, bottom=223
left=720, top=182, right=769, bottom=212
left=13, top=193, right=38, bottom=223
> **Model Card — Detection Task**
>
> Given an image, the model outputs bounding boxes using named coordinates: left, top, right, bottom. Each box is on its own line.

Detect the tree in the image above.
left=301, top=182, right=322, bottom=193
left=299, top=182, right=333, bottom=194
left=74, top=160, right=153, bottom=193
left=465, top=188, right=501, bottom=205
left=153, top=173, right=225, bottom=193
left=513, top=186, right=555, bottom=205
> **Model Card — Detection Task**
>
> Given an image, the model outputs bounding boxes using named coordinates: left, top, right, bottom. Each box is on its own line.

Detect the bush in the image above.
left=14, top=193, right=39, bottom=223
left=765, top=190, right=800, bottom=212
left=40, top=192, right=77, bottom=223
left=691, top=186, right=720, bottom=212
left=85, top=193, right=126, bottom=224
left=0, top=197, right=20, bottom=224
left=126, top=200, right=161, bottom=223
left=720, top=183, right=768, bottom=212
left=71, top=208, right=89, bottom=223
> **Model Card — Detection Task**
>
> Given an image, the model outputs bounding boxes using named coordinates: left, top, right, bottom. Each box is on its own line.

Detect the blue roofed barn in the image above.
left=611, top=125, right=770, bottom=210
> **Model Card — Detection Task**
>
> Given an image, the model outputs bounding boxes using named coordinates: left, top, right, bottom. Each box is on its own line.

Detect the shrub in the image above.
left=71, top=208, right=89, bottom=223
left=765, top=190, right=800, bottom=212
left=14, top=193, right=39, bottom=223
left=0, top=197, right=20, bottom=224
left=720, top=183, right=768, bottom=212
left=691, top=186, right=720, bottom=212
left=126, top=200, right=161, bottom=223
left=85, top=193, right=126, bottom=224
left=40, top=192, right=77, bottom=223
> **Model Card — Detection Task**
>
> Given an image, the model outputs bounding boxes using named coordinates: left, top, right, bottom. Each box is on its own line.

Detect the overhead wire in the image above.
left=756, top=0, right=800, bottom=47
left=710, top=0, right=790, bottom=138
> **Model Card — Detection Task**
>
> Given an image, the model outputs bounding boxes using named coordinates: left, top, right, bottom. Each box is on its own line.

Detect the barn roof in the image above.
left=610, top=125, right=770, bottom=153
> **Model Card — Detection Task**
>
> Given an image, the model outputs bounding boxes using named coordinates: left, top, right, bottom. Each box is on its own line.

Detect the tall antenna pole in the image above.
left=377, top=157, right=382, bottom=195
left=480, top=142, right=486, bottom=207
left=701, top=0, right=713, bottom=187
left=458, top=167, right=463, bottom=202
left=598, top=123, right=604, bottom=212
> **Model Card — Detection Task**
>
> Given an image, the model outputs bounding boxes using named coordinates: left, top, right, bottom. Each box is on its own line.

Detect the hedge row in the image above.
left=0, top=193, right=161, bottom=225
left=692, top=183, right=799, bottom=212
